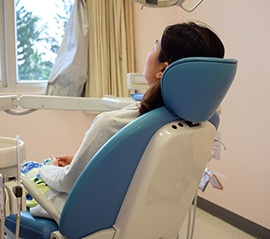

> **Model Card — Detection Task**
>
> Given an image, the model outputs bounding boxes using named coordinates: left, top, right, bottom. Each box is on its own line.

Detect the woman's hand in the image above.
left=51, top=155, right=73, bottom=167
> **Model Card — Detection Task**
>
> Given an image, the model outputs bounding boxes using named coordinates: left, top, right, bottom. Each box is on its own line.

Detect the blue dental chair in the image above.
left=5, top=57, right=237, bottom=239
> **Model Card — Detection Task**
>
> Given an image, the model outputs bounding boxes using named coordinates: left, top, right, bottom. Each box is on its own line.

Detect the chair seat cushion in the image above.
left=5, top=210, right=58, bottom=239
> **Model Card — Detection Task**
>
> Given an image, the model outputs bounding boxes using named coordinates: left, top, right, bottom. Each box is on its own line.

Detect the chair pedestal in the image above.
left=50, top=228, right=115, bottom=239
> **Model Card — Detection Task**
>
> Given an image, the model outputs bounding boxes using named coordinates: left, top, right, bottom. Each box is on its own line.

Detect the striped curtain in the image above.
left=86, top=0, right=135, bottom=97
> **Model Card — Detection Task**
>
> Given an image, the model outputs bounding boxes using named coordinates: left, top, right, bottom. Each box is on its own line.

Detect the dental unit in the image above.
left=0, top=57, right=237, bottom=239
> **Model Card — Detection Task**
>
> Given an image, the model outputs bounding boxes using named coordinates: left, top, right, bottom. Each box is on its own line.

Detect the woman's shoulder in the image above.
left=96, top=106, right=139, bottom=128
left=99, top=105, right=139, bottom=120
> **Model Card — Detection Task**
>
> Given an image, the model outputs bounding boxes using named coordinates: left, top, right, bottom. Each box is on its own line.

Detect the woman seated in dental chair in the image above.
left=25, top=21, right=225, bottom=218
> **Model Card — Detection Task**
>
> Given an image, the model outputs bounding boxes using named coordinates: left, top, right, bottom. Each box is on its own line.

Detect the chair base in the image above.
left=55, top=228, right=115, bottom=239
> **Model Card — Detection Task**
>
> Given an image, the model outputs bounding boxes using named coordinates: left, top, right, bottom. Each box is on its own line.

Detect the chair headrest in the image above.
left=161, top=57, right=238, bottom=122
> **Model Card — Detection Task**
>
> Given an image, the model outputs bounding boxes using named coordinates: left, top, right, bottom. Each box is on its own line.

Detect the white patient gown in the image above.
left=31, top=105, right=139, bottom=218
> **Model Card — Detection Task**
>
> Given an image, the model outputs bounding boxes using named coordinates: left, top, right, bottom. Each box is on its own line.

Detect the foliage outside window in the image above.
left=16, top=0, right=73, bottom=81
left=0, top=0, right=74, bottom=93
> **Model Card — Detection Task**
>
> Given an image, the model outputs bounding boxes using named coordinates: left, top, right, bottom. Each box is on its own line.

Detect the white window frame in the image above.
left=0, top=0, right=49, bottom=94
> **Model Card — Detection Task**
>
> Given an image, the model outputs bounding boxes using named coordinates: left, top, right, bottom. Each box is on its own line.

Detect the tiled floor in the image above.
left=179, top=207, right=256, bottom=239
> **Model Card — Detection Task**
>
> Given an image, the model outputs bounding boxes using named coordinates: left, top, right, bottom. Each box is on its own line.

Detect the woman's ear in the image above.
left=156, top=62, right=169, bottom=80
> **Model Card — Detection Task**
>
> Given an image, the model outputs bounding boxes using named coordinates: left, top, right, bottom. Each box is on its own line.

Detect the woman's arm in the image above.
left=39, top=108, right=139, bottom=193
left=39, top=113, right=120, bottom=193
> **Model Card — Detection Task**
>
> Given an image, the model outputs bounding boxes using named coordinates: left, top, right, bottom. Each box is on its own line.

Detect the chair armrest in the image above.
left=21, top=173, right=61, bottom=224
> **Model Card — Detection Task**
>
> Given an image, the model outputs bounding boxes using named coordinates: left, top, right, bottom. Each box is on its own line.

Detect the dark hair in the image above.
left=158, top=22, right=224, bottom=63
left=139, top=22, right=225, bottom=115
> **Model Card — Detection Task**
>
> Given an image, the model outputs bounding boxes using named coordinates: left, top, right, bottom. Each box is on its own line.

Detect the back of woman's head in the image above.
left=158, top=22, right=225, bottom=64
left=139, top=22, right=225, bottom=115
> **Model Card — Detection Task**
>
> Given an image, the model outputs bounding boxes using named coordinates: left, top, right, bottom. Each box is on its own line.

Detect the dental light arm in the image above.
left=0, top=95, right=17, bottom=111
left=0, top=74, right=148, bottom=114
left=133, top=0, right=204, bottom=12
left=16, top=95, right=111, bottom=111
left=0, top=95, right=136, bottom=115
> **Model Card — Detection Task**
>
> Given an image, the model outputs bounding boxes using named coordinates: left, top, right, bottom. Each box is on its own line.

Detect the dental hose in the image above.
left=15, top=135, right=23, bottom=239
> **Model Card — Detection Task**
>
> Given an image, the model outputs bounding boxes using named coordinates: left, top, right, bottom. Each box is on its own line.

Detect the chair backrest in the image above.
left=59, top=57, right=237, bottom=238
left=59, top=107, right=179, bottom=238
left=114, top=116, right=216, bottom=239
left=161, top=57, right=237, bottom=123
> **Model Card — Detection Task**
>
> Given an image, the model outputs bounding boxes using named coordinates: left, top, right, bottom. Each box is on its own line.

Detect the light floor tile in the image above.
left=179, top=207, right=257, bottom=239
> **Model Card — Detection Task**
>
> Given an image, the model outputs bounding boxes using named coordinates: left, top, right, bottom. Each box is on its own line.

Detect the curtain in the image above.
left=46, top=0, right=88, bottom=96
left=46, top=0, right=135, bottom=98
left=86, top=0, right=135, bottom=97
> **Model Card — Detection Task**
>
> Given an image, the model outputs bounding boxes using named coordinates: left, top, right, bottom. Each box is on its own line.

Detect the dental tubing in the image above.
left=14, top=135, right=23, bottom=239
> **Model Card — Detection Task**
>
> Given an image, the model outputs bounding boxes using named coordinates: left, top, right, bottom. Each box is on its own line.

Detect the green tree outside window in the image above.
left=15, top=0, right=73, bottom=81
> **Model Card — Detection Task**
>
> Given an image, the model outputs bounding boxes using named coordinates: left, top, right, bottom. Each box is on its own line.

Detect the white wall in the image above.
left=0, top=110, right=95, bottom=161
left=181, top=0, right=270, bottom=230
left=133, top=4, right=178, bottom=72
left=133, top=0, right=270, bottom=230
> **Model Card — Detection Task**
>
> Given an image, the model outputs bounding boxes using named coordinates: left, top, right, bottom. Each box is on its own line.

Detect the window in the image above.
left=0, top=0, right=73, bottom=94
